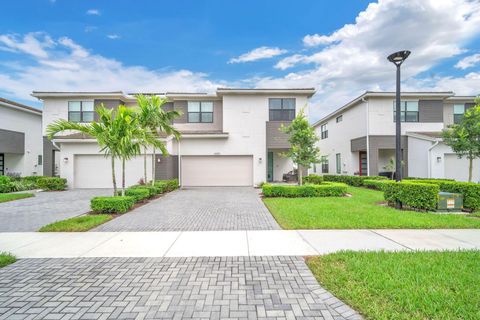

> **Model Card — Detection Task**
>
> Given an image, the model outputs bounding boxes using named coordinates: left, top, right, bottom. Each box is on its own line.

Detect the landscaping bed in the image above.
left=262, top=181, right=347, bottom=197
left=263, top=186, right=480, bottom=229
left=307, top=250, right=480, bottom=320
left=0, top=252, right=16, bottom=268
left=0, top=192, right=34, bottom=203
left=0, top=176, right=66, bottom=193
left=39, top=214, right=114, bottom=232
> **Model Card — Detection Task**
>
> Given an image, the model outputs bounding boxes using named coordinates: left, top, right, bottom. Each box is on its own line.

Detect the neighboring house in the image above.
left=312, top=91, right=479, bottom=182
left=33, top=88, right=315, bottom=188
left=0, top=97, right=44, bottom=177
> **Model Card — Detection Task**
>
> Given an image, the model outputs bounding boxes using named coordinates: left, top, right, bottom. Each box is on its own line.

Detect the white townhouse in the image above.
left=33, top=88, right=315, bottom=188
left=312, top=91, right=479, bottom=182
left=0, top=97, right=45, bottom=177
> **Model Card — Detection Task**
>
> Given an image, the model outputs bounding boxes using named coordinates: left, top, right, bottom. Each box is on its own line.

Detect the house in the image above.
left=312, top=91, right=479, bottom=182
left=0, top=97, right=44, bottom=177
left=33, top=88, right=315, bottom=188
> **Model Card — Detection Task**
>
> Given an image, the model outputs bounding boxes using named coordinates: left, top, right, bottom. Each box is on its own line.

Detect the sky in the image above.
left=0, top=0, right=479, bottom=122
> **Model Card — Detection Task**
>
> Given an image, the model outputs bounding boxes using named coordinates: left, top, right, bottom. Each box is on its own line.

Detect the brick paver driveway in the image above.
left=0, top=189, right=111, bottom=232
left=0, top=256, right=360, bottom=320
left=95, top=187, right=280, bottom=231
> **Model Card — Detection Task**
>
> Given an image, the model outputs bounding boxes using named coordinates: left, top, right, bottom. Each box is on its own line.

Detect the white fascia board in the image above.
left=405, top=132, right=441, bottom=142
left=0, top=101, right=42, bottom=116
left=180, top=133, right=229, bottom=139
left=217, top=88, right=316, bottom=97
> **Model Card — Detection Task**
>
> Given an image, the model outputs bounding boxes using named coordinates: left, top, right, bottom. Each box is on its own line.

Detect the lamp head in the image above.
left=387, top=50, right=411, bottom=66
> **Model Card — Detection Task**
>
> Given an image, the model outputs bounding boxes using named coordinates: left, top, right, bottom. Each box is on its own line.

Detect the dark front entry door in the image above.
left=0, top=153, right=4, bottom=175
left=359, top=151, right=367, bottom=176
left=267, top=152, right=273, bottom=182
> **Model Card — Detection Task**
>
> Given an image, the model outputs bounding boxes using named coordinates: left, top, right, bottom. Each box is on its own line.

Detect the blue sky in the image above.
left=0, top=0, right=479, bottom=120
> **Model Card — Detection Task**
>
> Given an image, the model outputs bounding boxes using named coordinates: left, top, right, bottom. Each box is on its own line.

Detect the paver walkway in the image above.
left=0, top=189, right=112, bottom=232
left=95, top=187, right=280, bottom=231
left=0, top=256, right=360, bottom=319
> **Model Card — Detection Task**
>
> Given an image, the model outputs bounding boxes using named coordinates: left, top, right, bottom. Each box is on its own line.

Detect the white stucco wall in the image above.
left=407, top=136, right=431, bottom=178
left=315, top=101, right=368, bottom=175
left=0, top=104, right=43, bottom=176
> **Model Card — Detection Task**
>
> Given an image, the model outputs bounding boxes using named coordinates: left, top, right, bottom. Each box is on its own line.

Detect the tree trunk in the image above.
left=469, top=156, right=473, bottom=183
left=121, top=157, right=126, bottom=196
left=151, top=147, right=156, bottom=186
left=298, top=166, right=303, bottom=186
left=143, top=147, right=147, bottom=184
left=111, top=156, right=117, bottom=196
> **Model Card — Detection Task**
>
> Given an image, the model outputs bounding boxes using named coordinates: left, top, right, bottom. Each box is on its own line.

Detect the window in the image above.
left=321, top=156, right=329, bottom=173
left=188, top=101, right=213, bottom=123
left=336, top=115, right=343, bottom=123
left=269, top=98, right=296, bottom=121
left=393, top=101, right=419, bottom=122
left=336, top=153, right=341, bottom=174
left=453, top=104, right=465, bottom=124
left=320, top=124, right=328, bottom=139
left=68, top=101, right=94, bottom=123
left=37, top=155, right=43, bottom=166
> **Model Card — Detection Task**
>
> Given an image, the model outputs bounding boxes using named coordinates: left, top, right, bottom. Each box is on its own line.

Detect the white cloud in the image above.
left=86, top=9, right=100, bottom=16
left=0, top=32, right=222, bottom=102
left=0, top=32, right=54, bottom=58
left=455, top=53, right=480, bottom=69
left=251, top=0, right=480, bottom=121
left=107, top=34, right=120, bottom=40
left=229, top=46, right=287, bottom=64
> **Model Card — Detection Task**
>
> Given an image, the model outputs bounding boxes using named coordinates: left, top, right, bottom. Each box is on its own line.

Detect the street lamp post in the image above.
left=387, top=50, right=410, bottom=183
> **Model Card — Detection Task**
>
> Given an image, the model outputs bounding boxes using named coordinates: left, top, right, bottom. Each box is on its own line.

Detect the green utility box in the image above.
left=437, top=192, right=463, bottom=212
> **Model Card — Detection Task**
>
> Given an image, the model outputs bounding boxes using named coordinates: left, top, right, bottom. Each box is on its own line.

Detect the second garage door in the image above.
left=181, top=155, right=253, bottom=187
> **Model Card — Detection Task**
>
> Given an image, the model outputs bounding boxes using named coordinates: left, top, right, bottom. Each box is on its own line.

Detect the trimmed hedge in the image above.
left=323, top=175, right=387, bottom=187
left=91, top=196, right=135, bottom=213
left=304, top=174, right=324, bottom=184
left=262, top=182, right=347, bottom=197
left=384, top=182, right=439, bottom=211
left=363, top=179, right=396, bottom=191
left=154, top=179, right=179, bottom=192
left=405, top=179, right=480, bottom=211
left=404, top=177, right=455, bottom=182
left=129, top=184, right=161, bottom=197
left=117, top=188, right=151, bottom=202
left=37, top=177, right=67, bottom=191
left=0, top=176, right=13, bottom=193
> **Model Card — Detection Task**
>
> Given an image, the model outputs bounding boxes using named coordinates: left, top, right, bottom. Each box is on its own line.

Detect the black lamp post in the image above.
left=387, top=50, right=410, bottom=183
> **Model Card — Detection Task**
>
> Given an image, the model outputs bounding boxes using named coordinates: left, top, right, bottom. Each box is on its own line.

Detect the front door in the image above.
left=267, top=152, right=273, bottom=182
left=0, top=153, right=4, bottom=175
left=359, top=151, right=367, bottom=176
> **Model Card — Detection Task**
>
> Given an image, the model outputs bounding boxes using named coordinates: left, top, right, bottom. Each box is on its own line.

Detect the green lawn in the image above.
left=39, top=214, right=113, bottom=232
left=307, top=251, right=480, bottom=320
left=263, top=186, right=480, bottom=229
left=0, top=252, right=16, bottom=268
left=0, top=193, right=34, bottom=203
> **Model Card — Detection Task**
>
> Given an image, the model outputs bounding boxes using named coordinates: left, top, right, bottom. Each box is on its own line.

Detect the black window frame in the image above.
left=393, top=101, right=419, bottom=123
left=321, top=157, right=329, bottom=173
left=268, top=98, right=296, bottom=121
left=336, top=153, right=341, bottom=174
left=68, top=101, right=94, bottom=123
left=336, top=115, right=343, bottom=123
left=187, top=101, right=214, bottom=123
left=453, top=104, right=465, bottom=124
left=320, top=124, right=328, bottom=139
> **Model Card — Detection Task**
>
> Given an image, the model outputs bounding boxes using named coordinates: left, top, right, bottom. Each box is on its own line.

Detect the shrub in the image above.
left=262, top=182, right=347, bottom=197
left=304, top=174, right=324, bottom=184
left=363, top=179, right=396, bottom=191
left=323, top=175, right=387, bottom=187
left=37, top=177, right=67, bottom=191
left=0, top=176, right=13, bottom=193
left=404, top=177, right=455, bottom=181
left=117, top=188, right=151, bottom=202
left=9, top=180, right=36, bottom=192
left=91, top=196, right=135, bottom=213
left=154, top=179, right=179, bottom=192
left=129, top=184, right=161, bottom=197
left=384, top=181, right=439, bottom=211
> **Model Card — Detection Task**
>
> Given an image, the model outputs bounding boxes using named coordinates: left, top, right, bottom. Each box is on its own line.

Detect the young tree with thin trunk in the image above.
left=442, top=99, right=480, bottom=182
left=280, top=108, right=321, bottom=185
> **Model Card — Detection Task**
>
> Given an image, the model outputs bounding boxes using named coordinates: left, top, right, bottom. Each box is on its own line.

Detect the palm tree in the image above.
left=46, top=106, right=121, bottom=196
left=135, top=94, right=181, bottom=185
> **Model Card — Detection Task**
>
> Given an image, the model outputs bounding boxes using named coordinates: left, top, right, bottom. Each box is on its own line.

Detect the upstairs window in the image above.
left=453, top=104, right=465, bottom=124
left=320, top=123, right=328, bottom=139
left=393, top=101, right=419, bottom=122
left=336, top=115, right=343, bottom=123
left=188, top=101, right=213, bottom=123
left=269, top=98, right=295, bottom=121
left=68, top=101, right=94, bottom=123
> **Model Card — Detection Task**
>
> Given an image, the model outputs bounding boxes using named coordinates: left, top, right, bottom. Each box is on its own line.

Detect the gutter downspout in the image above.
left=427, top=140, right=439, bottom=178
left=362, top=97, right=370, bottom=176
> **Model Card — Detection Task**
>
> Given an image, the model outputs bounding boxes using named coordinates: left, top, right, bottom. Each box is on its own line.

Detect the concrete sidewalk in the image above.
left=1, top=229, right=479, bottom=258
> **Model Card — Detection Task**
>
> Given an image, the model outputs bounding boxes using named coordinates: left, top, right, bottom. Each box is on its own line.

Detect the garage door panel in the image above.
left=74, top=155, right=151, bottom=188
left=181, top=156, right=253, bottom=187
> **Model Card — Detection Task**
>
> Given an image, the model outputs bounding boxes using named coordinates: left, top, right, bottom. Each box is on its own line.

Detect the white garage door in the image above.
left=74, top=155, right=150, bottom=188
left=445, top=154, right=480, bottom=182
left=181, top=156, right=253, bottom=187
